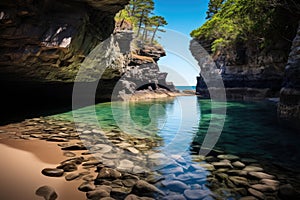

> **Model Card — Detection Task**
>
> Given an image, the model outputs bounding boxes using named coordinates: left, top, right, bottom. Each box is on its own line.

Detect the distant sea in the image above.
left=175, top=86, right=196, bottom=91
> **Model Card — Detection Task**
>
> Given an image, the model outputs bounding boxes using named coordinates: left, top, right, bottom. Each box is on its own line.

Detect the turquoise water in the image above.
left=176, top=86, right=196, bottom=91
left=52, top=96, right=300, bottom=187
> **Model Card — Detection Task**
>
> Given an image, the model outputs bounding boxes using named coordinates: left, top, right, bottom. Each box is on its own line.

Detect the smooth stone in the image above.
left=232, top=161, right=246, bottom=168
left=211, top=162, right=233, bottom=169
left=117, top=159, right=134, bottom=172
left=161, top=180, right=189, bottom=193
left=176, top=172, right=206, bottom=182
left=63, top=151, right=76, bottom=157
left=61, top=157, right=84, bottom=165
left=251, top=184, right=277, bottom=192
left=244, top=166, right=263, bottom=172
left=103, top=153, right=119, bottom=159
left=57, top=163, right=77, bottom=172
left=183, top=189, right=210, bottom=200
left=125, top=194, right=155, bottom=200
left=92, top=129, right=103, bottom=134
left=199, top=163, right=215, bottom=171
left=146, top=174, right=165, bottom=184
left=127, top=147, right=140, bottom=154
left=92, top=144, right=112, bottom=154
left=132, top=166, right=146, bottom=174
left=82, top=175, right=95, bottom=181
left=260, top=179, right=280, bottom=187
left=248, top=172, right=275, bottom=180
left=227, top=170, right=248, bottom=176
left=65, top=173, right=80, bottom=181
left=239, top=196, right=258, bottom=200
left=229, top=176, right=249, bottom=186
left=78, top=182, right=96, bottom=192
left=159, top=166, right=184, bottom=174
left=42, top=168, right=64, bottom=177
left=116, top=142, right=132, bottom=148
left=123, top=178, right=138, bottom=187
left=162, top=194, right=186, bottom=200
left=35, top=185, right=58, bottom=200
left=248, top=188, right=265, bottom=199
left=86, top=189, right=110, bottom=199
left=132, top=180, right=165, bottom=197
left=217, top=154, right=240, bottom=161
left=97, top=167, right=122, bottom=180
left=215, top=173, right=229, bottom=181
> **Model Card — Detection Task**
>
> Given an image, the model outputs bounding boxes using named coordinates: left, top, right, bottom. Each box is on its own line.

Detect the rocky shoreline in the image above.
left=0, top=117, right=299, bottom=200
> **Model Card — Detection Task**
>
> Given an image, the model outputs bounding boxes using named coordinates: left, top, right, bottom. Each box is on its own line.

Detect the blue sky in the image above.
left=153, top=0, right=210, bottom=86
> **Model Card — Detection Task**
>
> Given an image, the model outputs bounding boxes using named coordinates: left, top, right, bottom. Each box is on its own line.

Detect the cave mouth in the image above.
left=136, top=83, right=171, bottom=91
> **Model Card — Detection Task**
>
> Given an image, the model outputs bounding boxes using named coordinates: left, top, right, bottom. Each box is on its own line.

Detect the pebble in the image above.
left=199, top=163, right=215, bottom=171
left=248, top=172, right=275, bottom=180
left=65, top=173, right=80, bottom=181
left=243, top=166, right=263, bottom=172
left=211, top=162, right=233, bottom=169
left=217, top=154, right=240, bottom=161
left=63, top=151, right=76, bottom=157
left=161, top=180, right=189, bottom=192
left=78, top=182, right=96, bottom=192
left=229, top=176, right=249, bottom=186
left=35, top=185, right=58, bottom=200
left=248, top=188, right=265, bottom=199
left=162, top=194, right=186, bottom=200
left=86, top=189, right=110, bottom=199
left=57, top=163, right=77, bottom=172
left=97, top=167, right=122, bottom=180
left=127, top=147, right=140, bottom=154
left=125, top=194, right=155, bottom=200
left=232, top=161, right=245, bottom=168
left=260, top=179, right=279, bottom=187
left=132, top=180, right=165, bottom=197
left=183, top=189, right=210, bottom=200
left=42, top=168, right=64, bottom=177
left=251, top=184, right=277, bottom=192
left=239, top=196, right=258, bottom=200
left=117, top=159, right=134, bottom=172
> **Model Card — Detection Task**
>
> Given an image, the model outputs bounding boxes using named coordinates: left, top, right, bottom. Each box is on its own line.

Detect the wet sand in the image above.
left=0, top=136, right=86, bottom=200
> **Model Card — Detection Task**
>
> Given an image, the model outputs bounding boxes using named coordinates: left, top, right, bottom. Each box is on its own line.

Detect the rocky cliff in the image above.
left=0, top=0, right=174, bottom=124
left=278, top=22, right=300, bottom=129
left=190, top=39, right=287, bottom=100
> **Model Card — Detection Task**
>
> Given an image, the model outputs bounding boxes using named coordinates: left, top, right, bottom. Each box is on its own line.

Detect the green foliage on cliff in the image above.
left=115, top=0, right=167, bottom=44
left=191, top=0, right=299, bottom=54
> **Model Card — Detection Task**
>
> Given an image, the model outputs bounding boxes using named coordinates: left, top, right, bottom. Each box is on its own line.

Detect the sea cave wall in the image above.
left=0, top=0, right=174, bottom=124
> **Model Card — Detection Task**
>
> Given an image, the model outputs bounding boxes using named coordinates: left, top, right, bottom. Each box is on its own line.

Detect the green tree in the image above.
left=206, top=0, right=224, bottom=19
left=135, top=0, right=154, bottom=37
left=150, top=16, right=168, bottom=44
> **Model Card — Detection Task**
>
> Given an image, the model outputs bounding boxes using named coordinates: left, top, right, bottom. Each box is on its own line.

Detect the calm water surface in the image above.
left=52, top=96, right=300, bottom=191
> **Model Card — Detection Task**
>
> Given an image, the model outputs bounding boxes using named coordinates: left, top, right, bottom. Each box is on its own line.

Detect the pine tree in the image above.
left=135, top=0, right=154, bottom=37
left=150, top=16, right=168, bottom=44
left=206, top=0, right=224, bottom=19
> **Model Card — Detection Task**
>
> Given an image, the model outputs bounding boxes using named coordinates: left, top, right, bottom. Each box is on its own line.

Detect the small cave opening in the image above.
left=136, top=83, right=171, bottom=91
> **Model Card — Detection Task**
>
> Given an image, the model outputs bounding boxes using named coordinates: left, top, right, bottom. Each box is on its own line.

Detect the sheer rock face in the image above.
left=190, top=38, right=287, bottom=99
left=278, top=22, right=300, bottom=129
left=0, top=0, right=128, bottom=81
